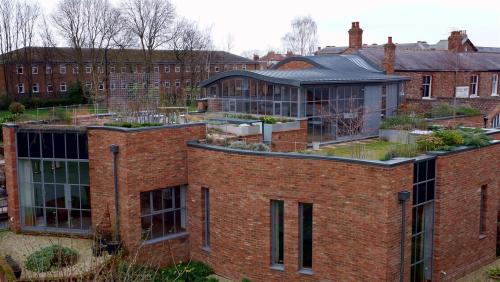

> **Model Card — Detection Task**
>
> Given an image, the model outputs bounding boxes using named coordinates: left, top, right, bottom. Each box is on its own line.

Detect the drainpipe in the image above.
left=398, top=190, right=410, bottom=282
left=110, top=144, right=120, bottom=242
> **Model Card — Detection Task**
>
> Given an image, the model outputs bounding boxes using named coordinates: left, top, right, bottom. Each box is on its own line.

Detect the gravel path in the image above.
left=0, top=231, right=107, bottom=280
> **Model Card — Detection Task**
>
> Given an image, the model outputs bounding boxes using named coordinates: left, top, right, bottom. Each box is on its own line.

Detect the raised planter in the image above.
left=379, top=129, right=432, bottom=144
left=208, top=123, right=261, bottom=136
left=267, top=120, right=301, bottom=132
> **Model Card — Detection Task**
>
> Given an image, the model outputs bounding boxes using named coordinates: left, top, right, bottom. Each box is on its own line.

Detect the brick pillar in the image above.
left=383, top=36, right=396, bottom=75
left=448, top=30, right=465, bottom=52
left=348, top=22, right=363, bottom=49
left=2, top=125, right=20, bottom=232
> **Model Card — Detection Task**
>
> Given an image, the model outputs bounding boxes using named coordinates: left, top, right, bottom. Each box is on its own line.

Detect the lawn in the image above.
left=0, top=105, right=108, bottom=121
left=302, top=139, right=420, bottom=161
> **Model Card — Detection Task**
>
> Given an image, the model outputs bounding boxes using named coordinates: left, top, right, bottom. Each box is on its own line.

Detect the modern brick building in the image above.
left=2, top=118, right=500, bottom=281
left=317, top=22, right=500, bottom=128
left=0, top=47, right=258, bottom=102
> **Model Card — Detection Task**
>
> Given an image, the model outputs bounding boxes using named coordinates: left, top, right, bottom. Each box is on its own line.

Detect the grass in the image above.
left=0, top=105, right=108, bottom=121
left=306, top=140, right=398, bottom=160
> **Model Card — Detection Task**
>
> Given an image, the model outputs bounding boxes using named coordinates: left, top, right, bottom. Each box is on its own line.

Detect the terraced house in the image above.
left=317, top=22, right=500, bottom=128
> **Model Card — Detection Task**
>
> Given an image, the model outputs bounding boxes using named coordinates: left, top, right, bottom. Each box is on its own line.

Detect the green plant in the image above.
left=25, top=245, right=78, bottom=272
left=487, top=266, right=500, bottom=279
left=380, top=115, right=427, bottom=130
left=228, top=141, right=248, bottom=150
left=248, top=143, right=270, bottom=152
left=379, top=144, right=420, bottom=161
left=259, top=116, right=277, bottom=124
left=455, top=106, right=481, bottom=116
left=103, top=122, right=163, bottom=128
left=457, top=128, right=491, bottom=148
left=67, top=81, right=86, bottom=104
left=432, top=129, right=464, bottom=146
left=427, top=103, right=481, bottom=118
left=241, top=279, right=252, bottom=282
left=8, top=102, right=25, bottom=115
left=0, top=92, right=12, bottom=110
left=416, top=135, right=445, bottom=151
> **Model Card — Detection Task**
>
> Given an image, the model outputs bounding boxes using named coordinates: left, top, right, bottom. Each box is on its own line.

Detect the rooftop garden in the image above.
left=423, top=103, right=481, bottom=118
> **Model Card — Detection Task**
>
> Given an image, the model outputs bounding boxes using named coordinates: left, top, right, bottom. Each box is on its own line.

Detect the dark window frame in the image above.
left=271, top=200, right=284, bottom=269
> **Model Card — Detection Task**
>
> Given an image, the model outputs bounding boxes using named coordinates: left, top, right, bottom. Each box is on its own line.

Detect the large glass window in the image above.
left=299, top=203, right=313, bottom=270
left=422, top=75, right=432, bottom=98
left=140, top=186, right=186, bottom=241
left=16, top=131, right=90, bottom=232
left=411, top=159, right=435, bottom=282
left=271, top=200, right=284, bottom=267
left=479, top=185, right=487, bottom=237
left=202, top=187, right=210, bottom=249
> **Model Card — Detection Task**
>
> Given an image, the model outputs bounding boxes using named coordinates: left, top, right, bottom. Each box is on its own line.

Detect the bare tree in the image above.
left=121, top=0, right=176, bottom=71
left=224, top=33, right=234, bottom=53
left=282, top=16, right=318, bottom=56
left=170, top=18, right=212, bottom=104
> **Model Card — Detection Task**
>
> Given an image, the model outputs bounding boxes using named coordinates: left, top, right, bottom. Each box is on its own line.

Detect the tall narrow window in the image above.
left=422, top=75, right=432, bottom=98
left=470, top=75, right=479, bottom=96
left=299, top=203, right=313, bottom=271
left=492, top=74, right=498, bottom=96
left=202, top=187, right=210, bottom=249
left=271, top=200, right=284, bottom=268
left=479, top=185, right=487, bottom=237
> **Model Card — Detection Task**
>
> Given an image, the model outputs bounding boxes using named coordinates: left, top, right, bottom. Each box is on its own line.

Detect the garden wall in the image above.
left=2, top=125, right=20, bottom=231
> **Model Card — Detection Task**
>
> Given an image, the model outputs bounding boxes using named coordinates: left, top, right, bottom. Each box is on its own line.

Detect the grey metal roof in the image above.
left=200, top=55, right=409, bottom=88
left=358, top=48, right=500, bottom=71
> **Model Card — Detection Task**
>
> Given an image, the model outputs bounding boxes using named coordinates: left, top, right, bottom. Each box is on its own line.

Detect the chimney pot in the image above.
left=348, top=21, right=363, bottom=49
left=352, top=22, right=356, bottom=28
left=388, top=36, right=393, bottom=44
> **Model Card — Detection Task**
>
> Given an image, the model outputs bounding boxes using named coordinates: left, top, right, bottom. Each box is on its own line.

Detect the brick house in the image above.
left=317, top=22, right=500, bottom=128
left=2, top=120, right=499, bottom=281
left=0, top=47, right=258, bottom=102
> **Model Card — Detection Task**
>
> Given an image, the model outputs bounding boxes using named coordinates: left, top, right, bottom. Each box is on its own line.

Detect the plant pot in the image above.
left=106, top=241, right=120, bottom=255
left=312, top=142, right=320, bottom=150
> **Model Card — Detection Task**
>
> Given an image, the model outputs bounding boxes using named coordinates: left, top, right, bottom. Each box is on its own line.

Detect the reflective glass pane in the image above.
left=55, top=185, right=66, bottom=208
left=34, top=183, right=44, bottom=207
left=46, top=208, right=57, bottom=227
left=165, top=210, right=175, bottom=234
left=140, top=192, right=150, bottom=215
left=53, top=133, right=65, bottom=158
left=79, top=162, right=89, bottom=185
left=28, top=132, right=40, bottom=158
left=66, top=133, right=78, bottom=159
left=163, top=189, right=173, bottom=209
left=42, top=133, right=53, bottom=158
left=17, top=132, right=29, bottom=157
left=43, top=161, right=55, bottom=183
left=44, top=184, right=56, bottom=207
left=141, top=216, right=152, bottom=240
left=70, top=210, right=82, bottom=229
left=81, top=210, right=91, bottom=230
left=31, top=160, right=42, bottom=182
left=81, top=186, right=90, bottom=210
left=57, top=209, right=69, bottom=228
left=152, top=190, right=162, bottom=211
left=34, top=207, right=44, bottom=227
left=78, top=134, right=88, bottom=159
left=71, top=185, right=80, bottom=209
left=152, top=214, right=163, bottom=238
left=23, top=207, right=35, bottom=226
left=54, top=161, right=66, bottom=183
left=67, top=162, right=79, bottom=184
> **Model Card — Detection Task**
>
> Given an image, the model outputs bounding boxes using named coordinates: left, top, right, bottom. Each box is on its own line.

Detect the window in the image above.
left=60, top=64, right=66, bottom=74
left=185, top=79, right=191, bottom=87
left=299, top=203, right=313, bottom=271
left=195, top=65, right=200, bottom=72
left=165, top=65, right=170, bottom=73
left=242, top=64, right=247, bottom=70
left=18, top=83, right=25, bottom=94
left=72, top=65, right=79, bottom=74
left=32, top=65, right=38, bottom=74
left=165, top=80, right=171, bottom=88
left=140, top=186, right=187, bottom=241
left=411, top=159, right=435, bottom=282
left=110, top=82, right=116, bottom=90
left=85, top=65, right=92, bottom=74
left=121, top=66, right=126, bottom=73
left=422, top=75, right=432, bottom=98
left=175, top=65, right=180, bottom=72
left=85, top=81, right=92, bottom=90
left=202, top=188, right=210, bottom=249
left=154, top=80, right=160, bottom=88
left=16, top=65, right=23, bottom=74
left=470, top=75, right=479, bottom=96
left=479, top=185, right=487, bottom=237
left=492, top=74, right=498, bottom=96
left=215, top=66, right=219, bottom=72
left=205, top=66, right=210, bottom=72
left=185, top=66, right=191, bottom=73
left=271, top=200, right=284, bottom=268
left=224, top=64, right=229, bottom=71
left=110, top=66, right=115, bottom=73
left=154, top=65, right=159, bottom=73
left=493, top=113, right=500, bottom=128
left=32, top=83, right=39, bottom=93
left=47, top=83, right=53, bottom=93
left=46, top=65, right=52, bottom=74
left=175, top=79, right=180, bottom=87
left=98, top=82, right=105, bottom=91
left=98, top=66, right=104, bottom=74
left=60, top=82, right=67, bottom=92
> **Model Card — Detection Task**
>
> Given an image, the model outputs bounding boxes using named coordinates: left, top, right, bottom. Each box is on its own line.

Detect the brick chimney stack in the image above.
left=448, top=30, right=466, bottom=52
left=253, top=54, right=260, bottom=61
left=383, top=36, right=396, bottom=74
left=348, top=22, right=363, bottom=49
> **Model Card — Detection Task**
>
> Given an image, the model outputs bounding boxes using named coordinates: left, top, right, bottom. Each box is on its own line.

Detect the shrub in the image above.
left=379, top=144, right=420, bottom=161
left=8, top=102, right=25, bottom=115
left=458, top=128, right=491, bottom=147
left=416, top=135, right=445, bottom=151
left=19, top=97, right=75, bottom=109
left=25, top=245, right=78, bottom=272
left=455, top=106, right=481, bottom=116
left=67, top=81, right=86, bottom=104
left=118, top=261, right=215, bottom=282
left=228, top=141, right=248, bottom=150
left=428, top=103, right=480, bottom=118
left=432, top=129, right=464, bottom=146
left=248, top=142, right=270, bottom=152
left=48, top=108, right=73, bottom=123
left=259, top=116, right=277, bottom=124
left=380, top=115, right=427, bottom=130
left=241, top=279, right=252, bottom=282
left=487, top=266, right=500, bottom=278
left=103, top=122, right=163, bottom=128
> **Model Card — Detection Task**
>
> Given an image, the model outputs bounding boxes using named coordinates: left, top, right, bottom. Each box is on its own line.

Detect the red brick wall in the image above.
left=2, top=125, right=20, bottom=231
left=187, top=146, right=414, bottom=281
left=427, top=115, right=485, bottom=128
left=400, top=71, right=500, bottom=100
left=432, top=144, right=500, bottom=281
left=275, top=61, right=314, bottom=70
left=88, top=124, right=205, bottom=266
left=270, top=120, right=308, bottom=152
left=206, top=98, right=222, bottom=112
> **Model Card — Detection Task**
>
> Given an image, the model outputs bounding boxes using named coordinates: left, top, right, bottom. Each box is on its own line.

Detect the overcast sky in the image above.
left=40, top=0, right=500, bottom=56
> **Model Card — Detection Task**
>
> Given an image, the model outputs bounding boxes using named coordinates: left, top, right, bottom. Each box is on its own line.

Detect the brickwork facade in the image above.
left=275, top=61, right=314, bottom=70
left=2, top=125, right=20, bottom=231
